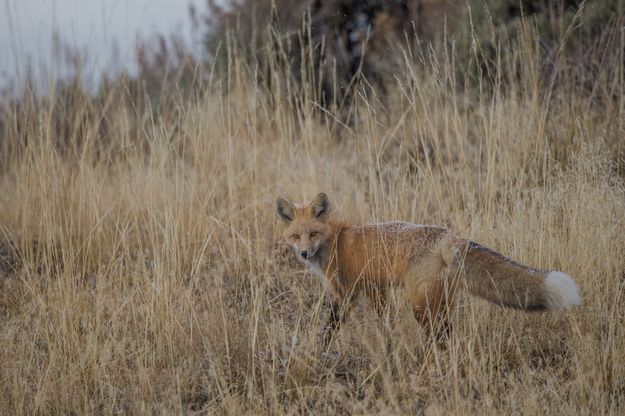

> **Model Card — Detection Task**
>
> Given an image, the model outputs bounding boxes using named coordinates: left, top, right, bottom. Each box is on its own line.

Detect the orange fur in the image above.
left=276, top=193, right=581, bottom=342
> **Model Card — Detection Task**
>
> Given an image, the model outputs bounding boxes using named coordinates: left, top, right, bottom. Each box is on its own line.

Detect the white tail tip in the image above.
left=545, top=271, right=582, bottom=310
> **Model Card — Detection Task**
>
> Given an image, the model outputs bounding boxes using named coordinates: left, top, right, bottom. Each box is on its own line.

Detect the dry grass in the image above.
left=1, top=19, right=625, bottom=415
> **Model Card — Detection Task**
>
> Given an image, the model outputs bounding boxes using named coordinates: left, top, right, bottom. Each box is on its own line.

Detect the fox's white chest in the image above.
left=306, top=260, right=334, bottom=294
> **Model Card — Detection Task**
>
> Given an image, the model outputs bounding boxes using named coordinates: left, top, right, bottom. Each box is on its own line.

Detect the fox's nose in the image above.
left=300, top=250, right=308, bottom=259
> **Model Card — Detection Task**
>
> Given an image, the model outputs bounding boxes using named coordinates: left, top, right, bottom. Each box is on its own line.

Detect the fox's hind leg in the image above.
left=411, top=286, right=446, bottom=332
left=410, top=266, right=460, bottom=341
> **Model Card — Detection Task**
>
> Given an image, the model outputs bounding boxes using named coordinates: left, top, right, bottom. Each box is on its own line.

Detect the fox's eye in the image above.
left=291, top=234, right=300, bottom=240
left=309, top=231, right=319, bottom=238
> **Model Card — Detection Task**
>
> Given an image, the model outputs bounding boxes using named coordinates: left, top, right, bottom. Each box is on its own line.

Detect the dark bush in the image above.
left=202, top=0, right=625, bottom=103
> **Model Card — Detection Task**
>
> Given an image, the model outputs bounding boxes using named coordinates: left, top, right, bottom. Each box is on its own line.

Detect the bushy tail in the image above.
left=453, top=241, right=581, bottom=311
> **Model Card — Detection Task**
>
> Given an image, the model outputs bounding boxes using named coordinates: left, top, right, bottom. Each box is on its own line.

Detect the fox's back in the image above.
left=335, top=221, right=452, bottom=285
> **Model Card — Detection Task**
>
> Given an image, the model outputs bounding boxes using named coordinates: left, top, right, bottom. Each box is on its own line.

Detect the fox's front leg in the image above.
left=321, top=295, right=356, bottom=349
left=322, top=301, right=342, bottom=346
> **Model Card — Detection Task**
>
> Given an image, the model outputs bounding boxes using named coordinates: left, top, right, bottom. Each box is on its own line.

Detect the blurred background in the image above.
left=2, top=0, right=623, bottom=100
left=0, top=0, right=204, bottom=93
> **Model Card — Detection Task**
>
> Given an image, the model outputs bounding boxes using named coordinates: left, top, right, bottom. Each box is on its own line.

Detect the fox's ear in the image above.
left=310, top=193, right=330, bottom=220
left=276, top=198, right=295, bottom=223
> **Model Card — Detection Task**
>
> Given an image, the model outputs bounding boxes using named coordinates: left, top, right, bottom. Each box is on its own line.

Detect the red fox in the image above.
left=276, top=193, right=581, bottom=342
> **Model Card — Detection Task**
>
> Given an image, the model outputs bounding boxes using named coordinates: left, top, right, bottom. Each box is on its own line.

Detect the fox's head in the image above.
left=276, top=193, right=332, bottom=262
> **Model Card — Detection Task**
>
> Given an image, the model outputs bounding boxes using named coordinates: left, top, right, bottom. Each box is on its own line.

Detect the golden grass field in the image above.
left=0, top=20, right=624, bottom=414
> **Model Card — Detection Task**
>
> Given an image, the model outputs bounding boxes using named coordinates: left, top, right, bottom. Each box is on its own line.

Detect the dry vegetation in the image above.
left=1, top=7, right=625, bottom=415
